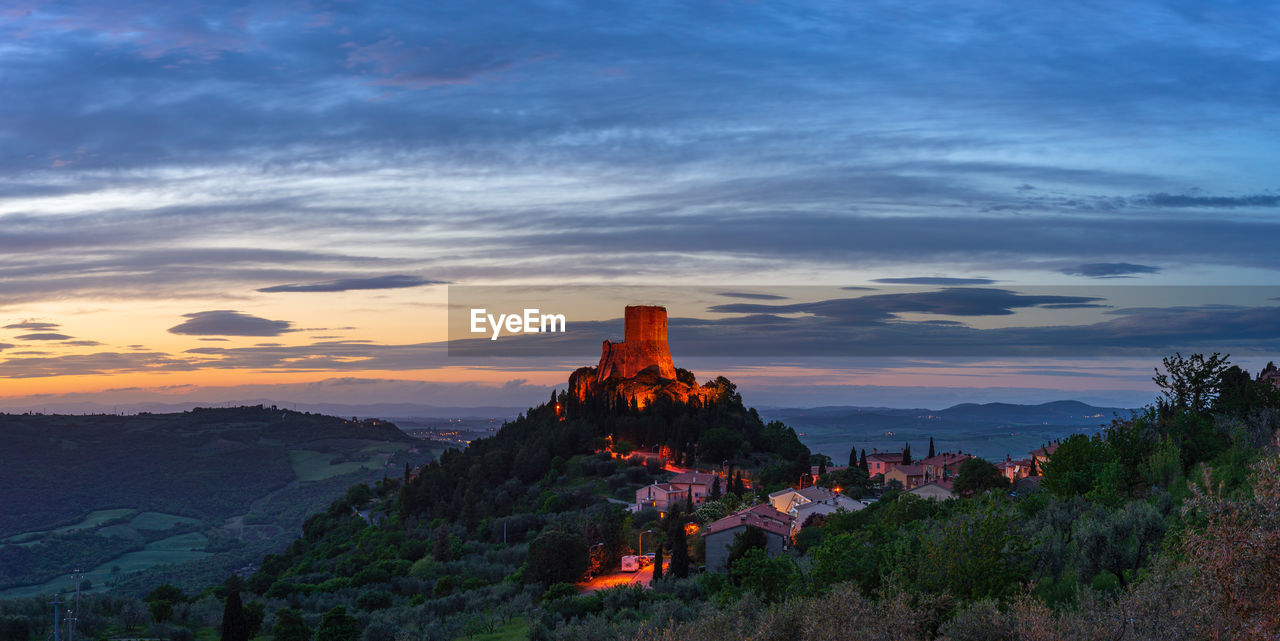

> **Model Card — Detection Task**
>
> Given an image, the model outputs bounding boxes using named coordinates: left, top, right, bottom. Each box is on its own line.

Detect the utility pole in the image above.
left=48, top=593, right=63, bottom=641
left=68, top=571, right=82, bottom=641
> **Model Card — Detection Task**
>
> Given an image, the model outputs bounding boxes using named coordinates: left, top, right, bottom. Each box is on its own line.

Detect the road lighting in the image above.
left=638, top=529, right=654, bottom=555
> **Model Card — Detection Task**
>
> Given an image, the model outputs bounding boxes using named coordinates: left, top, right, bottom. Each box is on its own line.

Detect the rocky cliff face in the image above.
left=570, top=305, right=716, bottom=408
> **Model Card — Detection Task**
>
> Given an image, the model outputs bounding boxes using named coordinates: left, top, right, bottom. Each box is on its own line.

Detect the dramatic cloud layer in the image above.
left=0, top=1, right=1277, bottom=405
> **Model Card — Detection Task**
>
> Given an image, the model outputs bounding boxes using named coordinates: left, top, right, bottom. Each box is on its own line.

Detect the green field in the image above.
left=288, top=444, right=405, bottom=482
left=130, top=511, right=201, bottom=530
left=0, top=532, right=210, bottom=598
left=3, top=508, right=137, bottom=544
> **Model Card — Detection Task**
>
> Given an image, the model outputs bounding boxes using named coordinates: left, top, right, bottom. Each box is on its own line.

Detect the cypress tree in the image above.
left=902, top=443, right=912, bottom=465
left=848, top=445, right=858, bottom=468
left=710, top=476, right=722, bottom=501
left=652, top=543, right=664, bottom=580
left=859, top=449, right=868, bottom=472
left=928, top=437, right=935, bottom=459
left=669, top=527, right=690, bottom=578
left=220, top=589, right=249, bottom=641
left=432, top=524, right=450, bottom=562
left=818, top=458, right=827, bottom=477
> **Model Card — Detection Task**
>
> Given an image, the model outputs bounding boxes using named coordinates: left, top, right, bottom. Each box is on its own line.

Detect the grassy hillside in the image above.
left=0, top=406, right=441, bottom=595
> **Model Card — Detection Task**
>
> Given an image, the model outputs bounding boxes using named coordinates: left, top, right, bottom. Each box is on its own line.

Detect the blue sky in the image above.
left=1, top=1, right=1278, bottom=410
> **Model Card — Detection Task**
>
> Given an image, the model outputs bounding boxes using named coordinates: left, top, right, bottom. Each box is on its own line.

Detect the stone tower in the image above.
left=595, top=305, right=678, bottom=381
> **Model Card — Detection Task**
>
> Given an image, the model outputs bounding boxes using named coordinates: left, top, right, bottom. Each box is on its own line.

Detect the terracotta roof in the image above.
left=920, top=452, right=971, bottom=466
left=1030, top=443, right=1060, bottom=457
left=669, top=472, right=716, bottom=486
left=887, top=463, right=925, bottom=476
left=910, top=480, right=955, bottom=495
left=867, top=452, right=904, bottom=461
left=703, top=508, right=792, bottom=538
left=640, top=483, right=681, bottom=495
left=742, top=503, right=795, bottom=524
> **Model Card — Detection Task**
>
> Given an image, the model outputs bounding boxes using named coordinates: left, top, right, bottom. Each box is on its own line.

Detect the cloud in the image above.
left=0, top=343, right=12, bottom=351
left=872, top=277, right=997, bottom=285
left=707, top=289, right=1105, bottom=322
left=168, top=310, right=294, bottom=337
left=1137, top=193, right=1280, bottom=208
left=4, top=321, right=60, bottom=330
left=257, top=274, right=445, bottom=293
left=16, top=333, right=73, bottom=341
left=716, top=292, right=790, bottom=300
left=1060, top=263, right=1161, bottom=278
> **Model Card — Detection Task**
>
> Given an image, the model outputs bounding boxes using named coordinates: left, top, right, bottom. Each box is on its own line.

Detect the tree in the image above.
left=902, top=443, right=912, bottom=465
left=809, top=532, right=879, bottom=594
left=928, top=437, right=936, bottom=459
left=220, top=589, right=249, bottom=641
left=700, top=427, right=747, bottom=462
left=669, top=526, right=691, bottom=578
left=911, top=498, right=1031, bottom=600
left=315, top=607, right=359, bottom=641
left=859, top=449, right=868, bottom=473
left=953, top=458, right=1009, bottom=497
left=710, top=476, right=721, bottom=501
left=848, top=445, right=858, bottom=469
left=432, top=524, right=450, bottom=562
left=1072, top=501, right=1166, bottom=587
left=272, top=609, right=312, bottom=641
left=729, top=548, right=799, bottom=603
left=144, top=584, right=185, bottom=624
left=1040, top=433, right=1116, bottom=498
left=726, top=527, right=767, bottom=570
left=524, top=529, right=589, bottom=584
left=1153, top=352, right=1231, bottom=414
left=244, top=601, right=265, bottom=638
left=652, top=542, right=664, bottom=580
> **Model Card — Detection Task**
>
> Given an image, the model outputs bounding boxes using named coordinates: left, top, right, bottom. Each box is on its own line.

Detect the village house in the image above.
left=919, top=452, right=972, bottom=482
left=866, top=450, right=906, bottom=477
left=634, top=483, right=686, bottom=513
left=702, top=505, right=794, bottom=571
left=1030, top=442, right=1059, bottom=469
left=634, top=471, right=717, bottom=513
left=909, top=480, right=955, bottom=500
left=768, top=485, right=864, bottom=529
left=884, top=463, right=926, bottom=489
left=668, top=472, right=716, bottom=503
left=995, top=457, right=1034, bottom=483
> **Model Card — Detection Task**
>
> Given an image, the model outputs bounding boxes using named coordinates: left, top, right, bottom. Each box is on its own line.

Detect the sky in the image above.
left=1, top=1, right=1279, bottom=412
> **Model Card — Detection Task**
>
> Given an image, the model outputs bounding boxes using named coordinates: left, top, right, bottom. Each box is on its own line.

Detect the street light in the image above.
left=638, top=529, right=654, bottom=555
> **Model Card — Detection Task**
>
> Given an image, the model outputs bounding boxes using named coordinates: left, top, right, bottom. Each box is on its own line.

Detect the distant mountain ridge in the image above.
left=761, top=400, right=1130, bottom=424
left=759, top=400, right=1134, bottom=462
